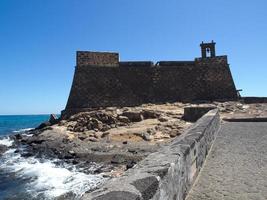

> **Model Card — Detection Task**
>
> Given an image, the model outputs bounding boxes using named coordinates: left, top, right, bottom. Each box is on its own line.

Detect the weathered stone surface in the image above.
left=93, top=191, right=140, bottom=200
left=77, top=51, right=119, bottom=67
left=223, top=116, right=267, bottom=122
left=67, top=111, right=118, bottom=132
left=183, top=106, right=216, bottom=122
left=186, top=122, right=267, bottom=200
left=132, top=176, right=159, bottom=200
left=83, top=109, right=220, bottom=200
left=122, top=111, right=144, bottom=122
left=118, top=115, right=130, bottom=123
left=36, top=121, right=51, bottom=130
left=141, top=110, right=160, bottom=119
left=242, top=97, right=267, bottom=104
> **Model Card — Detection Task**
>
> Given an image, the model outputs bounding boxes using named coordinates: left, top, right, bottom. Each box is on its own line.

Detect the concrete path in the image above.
left=186, top=122, right=267, bottom=200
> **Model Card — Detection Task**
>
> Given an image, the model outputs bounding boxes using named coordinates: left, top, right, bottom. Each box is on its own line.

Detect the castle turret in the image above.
left=200, top=41, right=216, bottom=58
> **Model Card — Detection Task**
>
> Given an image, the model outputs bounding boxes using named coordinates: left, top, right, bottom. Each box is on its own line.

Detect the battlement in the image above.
left=63, top=42, right=238, bottom=117
left=76, top=53, right=228, bottom=68
left=119, top=61, right=154, bottom=67
left=77, top=51, right=119, bottom=67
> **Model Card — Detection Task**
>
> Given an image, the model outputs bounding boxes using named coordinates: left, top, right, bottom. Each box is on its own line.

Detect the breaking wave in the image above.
left=0, top=137, right=106, bottom=199
left=0, top=137, right=13, bottom=147
left=12, top=128, right=34, bottom=133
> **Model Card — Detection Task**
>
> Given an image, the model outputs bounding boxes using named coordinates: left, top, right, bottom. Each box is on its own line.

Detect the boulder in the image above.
left=142, top=110, right=160, bottom=119
left=142, top=133, right=153, bottom=141
left=36, top=121, right=51, bottom=130
left=122, top=111, right=144, bottom=122
left=117, top=116, right=130, bottom=123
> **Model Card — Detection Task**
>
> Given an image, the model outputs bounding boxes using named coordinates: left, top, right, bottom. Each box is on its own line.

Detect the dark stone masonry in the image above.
left=62, top=41, right=237, bottom=118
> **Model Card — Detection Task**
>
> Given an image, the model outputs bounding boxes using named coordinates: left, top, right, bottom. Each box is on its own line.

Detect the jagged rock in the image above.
left=117, top=116, right=130, bottom=123
left=21, top=152, right=34, bottom=158
left=36, top=121, right=51, bottom=130
left=122, top=111, right=144, bottom=122
left=67, top=111, right=118, bottom=132
left=0, top=145, right=8, bottom=155
left=126, top=160, right=137, bottom=169
left=142, top=110, right=160, bottom=119
left=14, top=134, right=22, bottom=140
left=49, top=114, right=58, bottom=125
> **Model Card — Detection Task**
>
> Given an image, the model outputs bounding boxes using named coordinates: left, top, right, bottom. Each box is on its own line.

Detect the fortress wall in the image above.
left=63, top=53, right=237, bottom=117
left=65, top=65, right=154, bottom=110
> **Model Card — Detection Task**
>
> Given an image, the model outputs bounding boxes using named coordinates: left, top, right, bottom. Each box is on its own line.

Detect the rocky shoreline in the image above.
left=2, top=101, right=267, bottom=197
left=10, top=104, right=190, bottom=178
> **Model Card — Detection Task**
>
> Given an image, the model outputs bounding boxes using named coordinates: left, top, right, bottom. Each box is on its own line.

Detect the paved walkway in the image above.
left=186, top=122, right=267, bottom=200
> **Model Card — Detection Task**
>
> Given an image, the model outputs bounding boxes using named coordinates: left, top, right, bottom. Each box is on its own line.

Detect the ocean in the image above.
left=0, top=115, right=105, bottom=200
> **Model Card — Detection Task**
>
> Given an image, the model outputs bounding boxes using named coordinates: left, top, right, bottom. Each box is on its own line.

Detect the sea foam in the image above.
left=0, top=146, right=105, bottom=199
left=0, top=137, right=13, bottom=147
left=12, top=128, right=34, bottom=133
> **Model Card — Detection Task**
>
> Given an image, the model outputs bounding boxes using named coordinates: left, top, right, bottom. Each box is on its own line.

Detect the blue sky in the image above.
left=0, top=0, right=266, bottom=115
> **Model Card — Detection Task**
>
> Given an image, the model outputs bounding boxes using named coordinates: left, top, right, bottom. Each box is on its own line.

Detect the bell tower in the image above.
left=200, top=40, right=216, bottom=58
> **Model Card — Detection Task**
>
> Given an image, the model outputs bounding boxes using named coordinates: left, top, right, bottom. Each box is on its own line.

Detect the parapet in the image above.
left=195, top=56, right=228, bottom=65
left=119, top=61, right=154, bottom=67
left=158, top=61, right=195, bottom=67
left=76, top=51, right=119, bottom=67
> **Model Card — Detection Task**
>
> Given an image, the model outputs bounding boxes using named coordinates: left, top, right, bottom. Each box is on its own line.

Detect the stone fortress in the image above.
left=62, top=41, right=237, bottom=117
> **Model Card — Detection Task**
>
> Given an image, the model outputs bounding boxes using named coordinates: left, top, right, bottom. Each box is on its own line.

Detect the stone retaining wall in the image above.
left=83, top=109, right=220, bottom=200
left=242, top=97, right=267, bottom=104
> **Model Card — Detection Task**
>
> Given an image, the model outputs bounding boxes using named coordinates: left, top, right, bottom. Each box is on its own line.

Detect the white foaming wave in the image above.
left=0, top=150, right=105, bottom=199
left=12, top=128, right=34, bottom=133
left=0, top=137, right=13, bottom=147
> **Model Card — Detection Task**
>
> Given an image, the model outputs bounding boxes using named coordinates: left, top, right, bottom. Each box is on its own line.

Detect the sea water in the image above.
left=0, top=115, right=105, bottom=200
